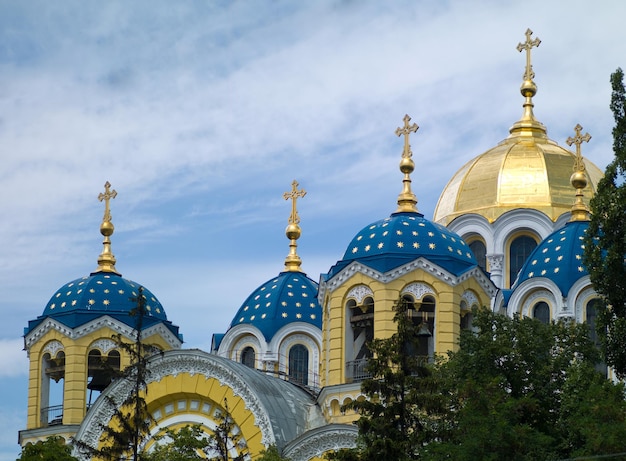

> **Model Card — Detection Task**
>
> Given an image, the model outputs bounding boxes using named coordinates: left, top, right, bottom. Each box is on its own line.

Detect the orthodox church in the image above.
left=19, top=30, right=606, bottom=460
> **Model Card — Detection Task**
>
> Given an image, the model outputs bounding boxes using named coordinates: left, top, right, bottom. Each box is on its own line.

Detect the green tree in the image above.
left=144, top=425, right=207, bottom=461
left=339, top=297, right=444, bottom=461
left=424, top=310, right=626, bottom=461
left=203, top=399, right=248, bottom=461
left=74, top=287, right=157, bottom=461
left=17, top=436, right=78, bottom=461
left=584, top=67, right=626, bottom=377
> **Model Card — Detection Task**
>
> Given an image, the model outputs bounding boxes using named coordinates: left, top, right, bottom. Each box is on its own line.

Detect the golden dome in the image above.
left=433, top=130, right=603, bottom=225
left=433, top=29, right=603, bottom=226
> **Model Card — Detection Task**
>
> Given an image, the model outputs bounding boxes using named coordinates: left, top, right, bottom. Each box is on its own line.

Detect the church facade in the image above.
left=19, top=30, right=607, bottom=460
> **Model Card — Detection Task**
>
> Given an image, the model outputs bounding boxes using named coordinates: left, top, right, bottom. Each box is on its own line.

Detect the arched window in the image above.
left=460, top=301, right=473, bottom=331
left=41, top=350, right=65, bottom=426
left=586, top=299, right=607, bottom=376
left=87, top=349, right=120, bottom=407
left=469, top=240, right=487, bottom=272
left=289, top=344, right=309, bottom=386
left=509, top=235, right=537, bottom=287
left=533, top=302, right=550, bottom=324
left=241, top=346, right=255, bottom=369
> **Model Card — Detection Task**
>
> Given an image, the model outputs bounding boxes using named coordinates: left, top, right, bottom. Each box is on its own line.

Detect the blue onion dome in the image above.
left=25, top=182, right=180, bottom=339
left=511, top=220, right=589, bottom=295
left=229, top=180, right=322, bottom=341
left=230, top=271, right=322, bottom=341
left=511, top=123, right=594, bottom=296
left=327, top=114, right=477, bottom=279
left=328, top=211, right=476, bottom=277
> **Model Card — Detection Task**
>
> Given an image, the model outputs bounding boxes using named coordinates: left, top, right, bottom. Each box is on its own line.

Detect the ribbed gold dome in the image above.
left=434, top=29, right=603, bottom=226
left=433, top=133, right=603, bottom=225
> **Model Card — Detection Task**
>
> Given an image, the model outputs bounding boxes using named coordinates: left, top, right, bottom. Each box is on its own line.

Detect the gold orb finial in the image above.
left=509, top=29, right=547, bottom=138
left=394, top=114, right=419, bottom=213
left=93, top=181, right=121, bottom=275
left=566, top=124, right=592, bottom=222
left=283, top=180, right=306, bottom=272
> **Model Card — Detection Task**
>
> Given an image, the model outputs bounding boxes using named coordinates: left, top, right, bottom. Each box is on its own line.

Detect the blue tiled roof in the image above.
left=25, top=272, right=181, bottom=339
left=230, top=271, right=321, bottom=341
left=326, top=211, right=477, bottom=279
left=512, top=220, right=589, bottom=295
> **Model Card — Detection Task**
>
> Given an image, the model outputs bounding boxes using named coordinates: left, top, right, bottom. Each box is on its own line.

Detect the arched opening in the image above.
left=533, top=301, right=550, bottom=324
left=460, top=300, right=473, bottom=331
left=509, top=235, right=537, bottom=287
left=469, top=239, right=487, bottom=272
left=347, top=295, right=375, bottom=382
left=87, top=349, right=120, bottom=408
left=586, top=298, right=607, bottom=377
left=41, top=351, right=65, bottom=426
left=288, top=344, right=309, bottom=386
left=241, top=346, right=255, bottom=369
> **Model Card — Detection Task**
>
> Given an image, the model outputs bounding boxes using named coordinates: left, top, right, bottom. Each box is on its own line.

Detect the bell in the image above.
left=417, top=322, right=432, bottom=337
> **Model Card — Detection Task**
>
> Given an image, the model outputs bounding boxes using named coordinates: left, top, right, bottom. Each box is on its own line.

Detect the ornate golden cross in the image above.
left=283, top=180, right=306, bottom=225
left=517, top=28, right=541, bottom=82
left=395, top=114, right=419, bottom=159
left=566, top=124, right=591, bottom=172
left=98, top=181, right=117, bottom=223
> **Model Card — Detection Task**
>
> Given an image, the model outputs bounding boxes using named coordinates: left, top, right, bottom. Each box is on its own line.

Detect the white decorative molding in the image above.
left=487, top=254, right=504, bottom=271
left=283, top=425, right=358, bottom=461
left=73, top=351, right=277, bottom=460
left=402, top=283, right=435, bottom=301
left=89, top=338, right=117, bottom=354
left=575, top=286, right=598, bottom=323
left=24, top=315, right=182, bottom=350
left=461, top=290, right=479, bottom=309
left=521, top=290, right=556, bottom=319
left=42, top=340, right=64, bottom=358
left=346, top=285, right=373, bottom=303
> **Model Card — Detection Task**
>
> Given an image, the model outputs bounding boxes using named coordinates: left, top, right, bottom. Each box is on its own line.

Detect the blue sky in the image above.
left=2, top=1, right=625, bottom=458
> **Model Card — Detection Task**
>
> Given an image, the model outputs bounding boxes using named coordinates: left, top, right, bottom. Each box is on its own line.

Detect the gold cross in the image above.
left=566, top=124, right=591, bottom=172
left=283, top=180, right=306, bottom=225
left=395, top=114, right=419, bottom=159
left=98, top=181, right=117, bottom=222
left=517, top=28, right=541, bottom=82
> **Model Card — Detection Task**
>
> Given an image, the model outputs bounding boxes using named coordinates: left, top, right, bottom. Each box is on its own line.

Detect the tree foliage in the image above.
left=17, top=436, right=78, bottom=461
left=329, top=305, right=626, bottom=461
left=338, top=297, right=444, bottom=461
left=144, top=425, right=207, bottom=461
left=74, top=287, right=158, bottom=461
left=584, top=67, right=626, bottom=377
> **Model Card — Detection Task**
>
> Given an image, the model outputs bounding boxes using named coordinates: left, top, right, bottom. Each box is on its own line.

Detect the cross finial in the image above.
left=517, top=28, right=541, bottom=82
left=98, top=181, right=117, bottom=223
left=395, top=114, right=419, bottom=159
left=283, top=180, right=306, bottom=225
left=566, top=124, right=592, bottom=222
left=283, top=180, right=306, bottom=272
left=93, top=181, right=120, bottom=275
left=566, top=123, right=591, bottom=172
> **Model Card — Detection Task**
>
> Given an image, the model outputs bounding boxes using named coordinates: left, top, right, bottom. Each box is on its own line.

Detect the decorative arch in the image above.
left=282, top=424, right=358, bottom=461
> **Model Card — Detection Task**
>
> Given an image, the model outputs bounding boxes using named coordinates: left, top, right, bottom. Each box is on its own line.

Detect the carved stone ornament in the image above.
left=461, top=290, right=479, bottom=309
left=487, top=254, right=504, bottom=270
left=89, top=338, right=117, bottom=354
left=72, top=351, right=276, bottom=460
left=346, top=285, right=373, bottom=303
left=282, top=425, right=358, bottom=461
left=42, top=340, right=64, bottom=358
left=402, top=282, right=435, bottom=300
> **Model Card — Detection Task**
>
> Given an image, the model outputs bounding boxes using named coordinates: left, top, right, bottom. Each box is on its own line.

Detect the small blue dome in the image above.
left=230, top=271, right=322, bottom=341
left=26, top=272, right=180, bottom=338
left=327, top=211, right=477, bottom=278
left=512, top=220, right=589, bottom=295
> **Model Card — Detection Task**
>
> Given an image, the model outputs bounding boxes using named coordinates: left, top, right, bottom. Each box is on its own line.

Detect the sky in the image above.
left=1, top=0, right=626, bottom=458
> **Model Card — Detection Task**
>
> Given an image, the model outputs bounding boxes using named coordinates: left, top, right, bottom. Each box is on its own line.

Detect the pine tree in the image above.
left=338, top=296, right=443, bottom=461
left=74, top=286, right=157, bottom=460
left=583, top=68, right=626, bottom=377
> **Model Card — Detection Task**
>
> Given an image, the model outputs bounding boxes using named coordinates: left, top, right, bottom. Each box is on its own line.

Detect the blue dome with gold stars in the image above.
left=511, top=220, right=589, bottom=295
left=230, top=271, right=322, bottom=341
left=327, top=211, right=477, bottom=278
left=26, top=272, right=180, bottom=337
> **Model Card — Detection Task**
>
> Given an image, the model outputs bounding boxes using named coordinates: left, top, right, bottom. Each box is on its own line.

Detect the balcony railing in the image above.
left=346, top=358, right=372, bottom=383
left=41, top=404, right=63, bottom=426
